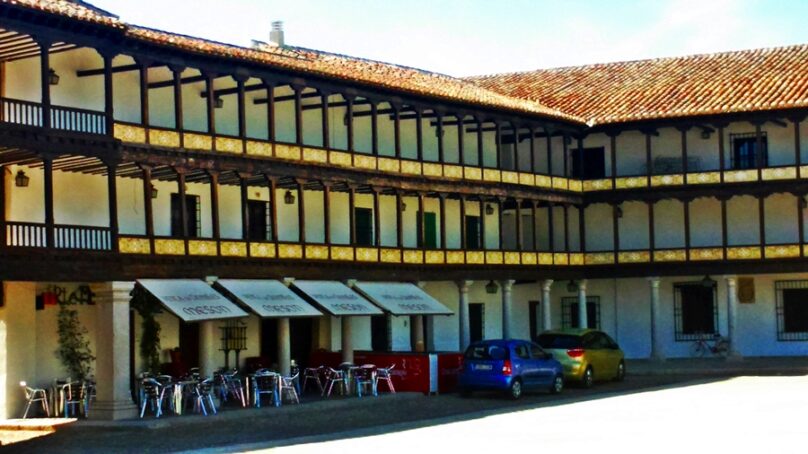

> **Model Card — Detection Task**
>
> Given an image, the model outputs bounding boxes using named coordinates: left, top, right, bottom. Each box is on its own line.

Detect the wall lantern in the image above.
left=284, top=190, right=295, bottom=205
left=48, top=68, right=60, bottom=86
left=485, top=204, right=495, bottom=216
left=14, top=170, right=29, bottom=187
left=214, top=97, right=224, bottom=109
left=701, top=275, right=716, bottom=288
left=150, top=184, right=158, bottom=199
left=485, top=280, right=498, bottom=294
left=566, top=280, right=578, bottom=293
left=401, top=202, right=407, bottom=212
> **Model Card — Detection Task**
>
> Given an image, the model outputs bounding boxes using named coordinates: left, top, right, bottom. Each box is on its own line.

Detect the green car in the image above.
left=536, top=329, right=625, bottom=387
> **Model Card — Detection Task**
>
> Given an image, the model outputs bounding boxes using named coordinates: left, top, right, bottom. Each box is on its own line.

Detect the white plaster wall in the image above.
left=764, top=193, right=799, bottom=244
left=689, top=197, right=722, bottom=247
left=615, top=131, right=647, bottom=176
left=111, top=55, right=140, bottom=123
left=617, top=201, right=650, bottom=250
left=653, top=199, right=685, bottom=248
left=4, top=55, right=41, bottom=102
left=727, top=196, right=760, bottom=245
left=688, top=127, right=720, bottom=171
left=801, top=120, right=808, bottom=164
left=585, top=203, right=614, bottom=251
left=0, top=282, right=37, bottom=419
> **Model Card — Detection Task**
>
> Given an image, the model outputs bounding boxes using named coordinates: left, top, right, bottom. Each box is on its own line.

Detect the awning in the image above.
left=353, top=282, right=454, bottom=316
left=215, top=279, right=322, bottom=318
left=291, top=280, right=383, bottom=316
left=136, top=279, right=248, bottom=322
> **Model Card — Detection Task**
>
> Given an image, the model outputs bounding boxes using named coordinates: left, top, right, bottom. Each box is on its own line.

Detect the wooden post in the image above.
left=373, top=187, right=382, bottom=247
left=396, top=191, right=404, bottom=248
left=321, top=92, right=330, bottom=148
left=612, top=203, right=620, bottom=253
left=562, top=135, right=569, bottom=177
left=436, top=113, right=444, bottom=163
left=516, top=198, right=523, bottom=251
left=798, top=194, right=805, bottom=257
left=349, top=185, right=357, bottom=245
left=0, top=166, right=5, bottom=248
left=648, top=201, right=655, bottom=259
left=205, top=74, right=216, bottom=136
left=294, top=85, right=303, bottom=145
left=265, top=82, right=275, bottom=142
left=479, top=196, right=487, bottom=250
left=177, top=170, right=188, bottom=238
left=138, top=60, right=150, bottom=127
left=547, top=202, right=555, bottom=253
left=140, top=165, right=155, bottom=250
left=477, top=117, right=484, bottom=168
left=683, top=198, right=691, bottom=260
left=417, top=193, right=425, bottom=248
left=171, top=66, right=184, bottom=139
left=679, top=127, right=689, bottom=177
left=645, top=132, right=653, bottom=186
left=759, top=195, right=766, bottom=257
left=459, top=195, right=467, bottom=249
left=266, top=176, right=278, bottom=242
left=495, top=121, right=502, bottom=170
left=346, top=96, right=355, bottom=152
left=532, top=200, right=540, bottom=252
left=237, top=77, right=247, bottom=147
left=370, top=101, right=379, bottom=156
left=794, top=117, right=802, bottom=178
left=43, top=155, right=54, bottom=247
left=720, top=196, right=728, bottom=259
left=415, top=108, right=424, bottom=162
left=755, top=122, right=764, bottom=180
left=563, top=204, right=570, bottom=252
left=240, top=174, right=250, bottom=240
left=393, top=105, right=402, bottom=159
left=38, top=40, right=52, bottom=129
left=718, top=125, right=725, bottom=182
left=497, top=197, right=504, bottom=250
left=579, top=204, right=587, bottom=254
left=528, top=125, right=536, bottom=173
left=438, top=193, right=447, bottom=249
left=208, top=171, right=220, bottom=242
left=546, top=129, right=554, bottom=176
left=106, top=160, right=119, bottom=252
left=609, top=132, right=618, bottom=184
left=297, top=179, right=306, bottom=243
left=102, top=53, right=114, bottom=135
left=458, top=114, right=466, bottom=166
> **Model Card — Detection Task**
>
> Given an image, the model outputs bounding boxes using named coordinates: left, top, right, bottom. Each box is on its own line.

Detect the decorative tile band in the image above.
left=118, top=237, right=150, bottom=254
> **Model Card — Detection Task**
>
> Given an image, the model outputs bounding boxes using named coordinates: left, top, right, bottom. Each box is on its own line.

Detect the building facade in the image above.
left=1, top=0, right=807, bottom=419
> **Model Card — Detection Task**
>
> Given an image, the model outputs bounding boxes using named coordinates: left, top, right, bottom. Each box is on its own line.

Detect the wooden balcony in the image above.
left=0, top=97, right=106, bottom=135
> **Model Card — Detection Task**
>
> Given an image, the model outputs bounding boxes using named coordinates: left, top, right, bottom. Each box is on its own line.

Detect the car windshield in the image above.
left=464, top=343, right=509, bottom=360
left=537, top=334, right=582, bottom=349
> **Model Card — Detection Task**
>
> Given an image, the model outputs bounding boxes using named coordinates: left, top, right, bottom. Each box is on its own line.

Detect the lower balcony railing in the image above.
left=5, top=221, right=111, bottom=250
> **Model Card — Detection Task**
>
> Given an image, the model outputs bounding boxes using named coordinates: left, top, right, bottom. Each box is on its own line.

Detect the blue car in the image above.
left=458, top=339, right=564, bottom=399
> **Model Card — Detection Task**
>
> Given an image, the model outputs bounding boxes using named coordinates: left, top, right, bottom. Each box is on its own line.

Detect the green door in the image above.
left=418, top=211, right=437, bottom=248
left=355, top=207, right=374, bottom=246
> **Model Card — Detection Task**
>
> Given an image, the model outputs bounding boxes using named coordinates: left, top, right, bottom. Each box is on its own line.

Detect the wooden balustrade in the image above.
left=0, top=97, right=106, bottom=134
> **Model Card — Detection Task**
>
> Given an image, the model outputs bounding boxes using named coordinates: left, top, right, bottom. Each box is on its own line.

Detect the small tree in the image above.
left=55, top=301, right=95, bottom=381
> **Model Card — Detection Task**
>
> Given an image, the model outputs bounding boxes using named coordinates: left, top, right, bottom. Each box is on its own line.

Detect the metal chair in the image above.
left=301, top=366, right=325, bottom=395
left=280, top=372, right=300, bottom=404
left=376, top=364, right=396, bottom=393
left=253, top=372, right=280, bottom=408
left=139, top=378, right=165, bottom=418
left=62, top=381, right=87, bottom=418
left=323, top=367, right=347, bottom=397
left=355, top=365, right=377, bottom=397
left=155, top=375, right=176, bottom=414
left=20, top=381, right=49, bottom=418
left=192, top=378, right=217, bottom=416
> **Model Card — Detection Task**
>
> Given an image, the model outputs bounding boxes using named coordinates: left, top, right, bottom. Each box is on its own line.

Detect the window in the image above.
left=170, top=193, right=201, bottom=238
left=571, top=147, right=606, bottom=180
left=529, top=343, right=547, bottom=359
left=464, top=215, right=481, bottom=249
left=355, top=207, right=374, bottom=246
left=674, top=282, right=718, bottom=341
left=371, top=315, right=390, bottom=351
left=247, top=200, right=271, bottom=241
left=775, top=281, right=808, bottom=341
left=730, top=132, right=767, bottom=170
left=561, top=296, right=600, bottom=329
left=513, top=343, right=530, bottom=359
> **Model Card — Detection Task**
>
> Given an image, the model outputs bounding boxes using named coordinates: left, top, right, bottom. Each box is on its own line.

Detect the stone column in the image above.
left=501, top=279, right=515, bottom=338
left=278, top=277, right=295, bottom=375
left=457, top=280, right=473, bottom=351
left=341, top=317, right=353, bottom=364
left=90, top=281, right=138, bottom=420
left=542, top=279, right=554, bottom=331
left=648, top=277, right=664, bottom=360
left=577, top=279, right=588, bottom=328
left=198, top=321, right=218, bottom=378
left=725, top=276, right=742, bottom=359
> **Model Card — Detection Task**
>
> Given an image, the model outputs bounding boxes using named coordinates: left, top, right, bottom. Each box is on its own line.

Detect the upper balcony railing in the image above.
left=0, top=97, right=106, bottom=135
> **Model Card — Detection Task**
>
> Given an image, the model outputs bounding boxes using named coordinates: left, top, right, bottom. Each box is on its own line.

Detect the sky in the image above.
left=90, top=0, right=808, bottom=77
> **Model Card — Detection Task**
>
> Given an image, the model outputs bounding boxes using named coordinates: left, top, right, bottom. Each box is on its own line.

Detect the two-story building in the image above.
left=0, top=0, right=806, bottom=419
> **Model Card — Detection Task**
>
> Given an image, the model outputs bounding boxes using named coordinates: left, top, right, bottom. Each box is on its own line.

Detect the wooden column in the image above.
left=370, top=101, right=379, bottom=156
left=138, top=60, right=150, bottom=127
left=547, top=202, right=555, bottom=252
left=43, top=155, right=54, bottom=247
left=438, top=193, right=447, bottom=249
left=140, top=165, right=155, bottom=249
left=532, top=200, right=540, bottom=252
left=240, top=174, right=250, bottom=240
left=683, top=198, right=691, bottom=260
left=208, top=171, right=220, bottom=241
left=102, top=53, right=114, bottom=135
left=479, top=196, right=487, bottom=250
left=578, top=204, right=586, bottom=253
left=297, top=179, right=306, bottom=243
left=477, top=118, right=484, bottom=168
left=576, top=137, right=584, bottom=179
left=417, top=193, right=425, bottom=248
left=323, top=182, right=332, bottom=245
left=346, top=96, right=355, bottom=152
left=516, top=198, right=523, bottom=251
left=759, top=195, right=766, bottom=257
left=457, top=114, right=465, bottom=166
left=528, top=125, right=536, bottom=173
left=563, top=204, right=570, bottom=252
left=264, top=81, right=275, bottom=142
left=798, top=194, right=805, bottom=257
left=171, top=66, right=184, bottom=140
left=755, top=122, right=764, bottom=180
left=609, top=132, right=618, bottom=183
left=794, top=117, right=803, bottom=178
left=205, top=74, right=216, bottom=135
left=321, top=92, right=330, bottom=148
left=436, top=113, right=444, bottom=163
left=718, top=125, right=726, bottom=182
left=177, top=170, right=188, bottom=238
left=415, top=108, right=424, bottom=161
left=562, top=135, right=569, bottom=177
left=266, top=176, right=278, bottom=242
left=612, top=203, right=620, bottom=252
left=373, top=187, right=382, bottom=247
left=720, top=196, right=729, bottom=258
left=511, top=123, right=519, bottom=171
left=106, top=160, right=119, bottom=252
left=459, top=195, right=467, bottom=249
left=645, top=132, right=653, bottom=186
left=494, top=121, right=503, bottom=170
left=349, top=185, right=357, bottom=245
left=396, top=191, right=404, bottom=248
left=294, top=85, right=303, bottom=145
left=648, top=201, right=655, bottom=258
left=679, top=126, right=689, bottom=176
left=497, top=197, right=505, bottom=250
left=393, top=105, right=401, bottom=158
left=38, top=40, right=52, bottom=129
left=236, top=77, right=247, bottom=145
left=546, top=129, right=554, bottom=176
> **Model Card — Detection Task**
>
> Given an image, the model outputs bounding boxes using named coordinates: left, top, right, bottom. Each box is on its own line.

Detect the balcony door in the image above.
left=247, top=200, right=270, bottom=241
left=170, top=193, right=200, bottom=238
left=355, top=207, right=374, bottom=246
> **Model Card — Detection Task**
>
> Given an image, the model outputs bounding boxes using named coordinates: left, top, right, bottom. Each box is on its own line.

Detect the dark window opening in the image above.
left=464, top=215, right=481, bottom=249
left=355, top=207, right=374, bottom=246
left=730, top=132, right=767, bottom=170
left=674, top=283, right=718, bottom=341
left=371, top=315, right=390, bottom=352
left=561, top=297, right=600, bottom=329
left=171, top=193, right=201, bottom=238
left=571, top=147, right=606, bottom=180
left=469, top=303, right=485, bottom=343
left=776, top=281, right=808, bottom=341
left=247, top=200, right=270, bottom=241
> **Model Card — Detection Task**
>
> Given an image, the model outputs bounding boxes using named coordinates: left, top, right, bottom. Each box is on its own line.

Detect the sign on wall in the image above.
left=136, top=279, right=248, bottom=322
left=738, top=277, right=755, bottom=304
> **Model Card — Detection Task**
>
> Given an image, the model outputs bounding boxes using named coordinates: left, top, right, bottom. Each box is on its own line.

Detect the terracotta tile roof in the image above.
left=467, top=44, right=808, bottom=126
left=1, top=0, right=123, bottom=28
left=126, top=26, right=581, bottom=123
left=0, top=1, right=582, bottom=124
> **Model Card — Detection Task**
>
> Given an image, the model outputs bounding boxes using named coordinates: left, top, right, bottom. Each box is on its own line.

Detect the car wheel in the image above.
left=581, top=367, right=594, bottom=388
left=549, top=374, right=564, bottom=394
left=507, top=379, right=523, bottom=400
left=615, top=361, right=626, bottom=382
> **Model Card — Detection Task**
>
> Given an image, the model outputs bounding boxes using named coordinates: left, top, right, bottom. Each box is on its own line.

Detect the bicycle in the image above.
left=690, top=334, right=729, bottom=357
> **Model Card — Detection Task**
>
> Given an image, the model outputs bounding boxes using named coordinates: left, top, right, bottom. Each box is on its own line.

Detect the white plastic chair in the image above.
left=20, top=381, right=49, bottom=418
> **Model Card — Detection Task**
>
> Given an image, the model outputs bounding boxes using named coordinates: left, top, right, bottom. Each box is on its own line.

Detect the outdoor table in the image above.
left=49, top=380, right=70, bottom=417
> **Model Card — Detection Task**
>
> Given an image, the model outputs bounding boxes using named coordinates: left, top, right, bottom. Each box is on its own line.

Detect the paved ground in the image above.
left=3, top=374, right=693, bottom=453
